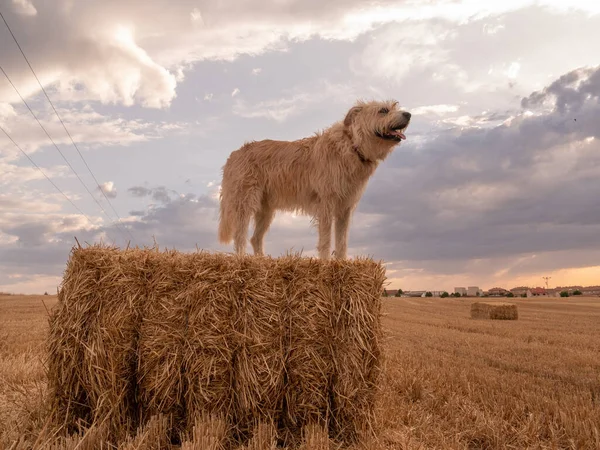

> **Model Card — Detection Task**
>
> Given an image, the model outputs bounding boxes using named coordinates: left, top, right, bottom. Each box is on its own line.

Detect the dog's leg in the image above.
left=233, top=204, right=254, bottom=256
left=316, top=212, right=333, bottom=260
left=250, top=206, right=275, bottom=256
left=334, top=207, right=352, bottom=259
left=233, top=214, right=250, bottom=255
left=232, top=184, right=263, bottom=256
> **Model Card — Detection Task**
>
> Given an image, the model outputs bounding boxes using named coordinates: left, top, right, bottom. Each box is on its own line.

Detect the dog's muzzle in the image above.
left=375, top=111, right=411, bottom=142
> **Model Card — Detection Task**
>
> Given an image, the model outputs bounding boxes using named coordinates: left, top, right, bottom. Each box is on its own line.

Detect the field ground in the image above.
left=1, top=294, right=599, bottom=449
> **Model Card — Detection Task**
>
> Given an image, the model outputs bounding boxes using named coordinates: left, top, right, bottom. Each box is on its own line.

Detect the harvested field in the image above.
left=470, top=301, right=518, bottom=320
left=1, top=294, right=600, bottom=449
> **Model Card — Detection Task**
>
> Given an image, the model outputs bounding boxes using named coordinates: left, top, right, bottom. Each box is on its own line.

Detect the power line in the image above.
left=0, top=64, right=132, bottom=244
left=0, top=9, right=135, bottom=244
left=0, top=124, right=116, bottom=245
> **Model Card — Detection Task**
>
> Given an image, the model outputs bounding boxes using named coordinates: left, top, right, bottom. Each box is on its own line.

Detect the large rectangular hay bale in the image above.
left=47, top=245, right=386, bottom=447
left=470, top=302, right=518, bottom=320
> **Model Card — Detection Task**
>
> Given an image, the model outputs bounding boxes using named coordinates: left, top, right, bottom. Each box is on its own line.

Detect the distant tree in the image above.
left=441, top=291, right=449, bottom=298
left=425, top=291, right=433, bottom=297
left=560, top=291, right=569, bottom=298
left=44, top=292, right=48, bottom=296
left=395, top=289, right=403, bottom=297
left=506, top=292, right=515, bottom=298
left=476, top=291, right=480, bottom=297
left=462, top=293, right=467, bottom=297
left=520, top=293, right=527, bottom=298
left=382, top=290, right=388, bottom=297
left=573, top=290, right=582, bottom=296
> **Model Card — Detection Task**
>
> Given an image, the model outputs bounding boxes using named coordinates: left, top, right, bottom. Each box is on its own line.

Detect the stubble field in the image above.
left=1, top=293, right=599, bottom=449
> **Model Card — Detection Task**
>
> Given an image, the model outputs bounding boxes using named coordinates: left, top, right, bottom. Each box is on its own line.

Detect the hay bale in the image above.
left=47, top=247, right=147, bottom=439
left=47, top=244, right=386, bottom=447
left=470, top=302, right=518, bottom=320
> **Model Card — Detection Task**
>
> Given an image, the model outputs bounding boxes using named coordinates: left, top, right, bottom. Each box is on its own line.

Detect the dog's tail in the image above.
left=218, top=186, right=234, bottom=244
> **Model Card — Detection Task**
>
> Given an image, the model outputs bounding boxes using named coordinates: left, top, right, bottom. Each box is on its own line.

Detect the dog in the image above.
left=217, top=99, right=411, bottom=259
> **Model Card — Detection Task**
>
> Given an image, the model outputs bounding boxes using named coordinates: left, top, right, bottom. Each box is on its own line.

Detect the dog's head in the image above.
left=342, top=100, right=411, bottom=162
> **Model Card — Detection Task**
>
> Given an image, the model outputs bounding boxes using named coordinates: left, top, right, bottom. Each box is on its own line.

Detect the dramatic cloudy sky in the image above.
left=1, top=0, right=599, bottom=294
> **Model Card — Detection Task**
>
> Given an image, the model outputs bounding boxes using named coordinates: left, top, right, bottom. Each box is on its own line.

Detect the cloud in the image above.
left=0, top=103, right=174, bottom=160
left=411, top=104, right=460, bottom=116
left=351, top=6, right=600, bottom=108
left=0, top=209, right=98, bottom=249
left=0, top=158, right=70, bottom=186
left=505, top=61, right=521, bottom=79
left=1, top=10, right=177, bottom=109
left=0, top=221, right=107, bottom=292
left=3, top=0, right=597, bottom=112
left=231, top=88, right=240, bottom=97
left=521, top=65, right=600, bottom=114
left=128, top=186, right=152, bottom=197
left=352, top=21, right=464, bottom=84
left=3, top=221, right=55, bottom=247
left=0, top=103, right=183, bottom=215
left=190, top=8, right=204, bottom=25
left=127, top=185, right=176, bottom=204
left=11, top=0, right=37, bottom=16
left=232, top=81, right=357, bottom=122
left=98, top=181, right=117, bottom=199
left=120, top=193, right=221, bottom=249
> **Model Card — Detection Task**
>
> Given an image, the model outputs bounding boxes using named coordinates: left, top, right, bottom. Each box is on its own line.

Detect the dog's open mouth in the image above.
left=376, top=127, right=407, bottom=142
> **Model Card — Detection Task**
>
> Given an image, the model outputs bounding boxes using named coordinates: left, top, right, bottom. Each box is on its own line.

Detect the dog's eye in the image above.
left=378, top=108, right=389, bottom=114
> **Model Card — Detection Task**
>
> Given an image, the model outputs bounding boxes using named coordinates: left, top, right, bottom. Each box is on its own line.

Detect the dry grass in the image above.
left=2, top=293, right=600, bottom=449
left=470, top=302, right=518, bottom=320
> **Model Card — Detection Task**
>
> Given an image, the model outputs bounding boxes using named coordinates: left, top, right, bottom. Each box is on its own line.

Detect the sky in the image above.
left=1, top=0, right=599, bottom=294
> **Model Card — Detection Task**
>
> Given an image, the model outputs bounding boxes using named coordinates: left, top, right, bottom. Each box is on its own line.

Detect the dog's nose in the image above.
left=403, top=112, right=411, bottom=119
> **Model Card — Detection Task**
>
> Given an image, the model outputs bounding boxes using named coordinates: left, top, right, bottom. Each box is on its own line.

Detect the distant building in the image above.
left=467, top=286, right=483, bottom=297
left=488, top=287, right=510, bottom=297
left=510, top=286, right=529, bottom=296
left=527, top=287, right=548, bottom=297
left=454, top=287, right=467, bottom=296
left=554, top=285, right=585, bottom=295
left=405, top=291, right=426, bottom=297
left=552, top=285, right=600, bottom=296
left=583, top=286, right=600, bottom=296
left=383, top=289, right=399, bottom=296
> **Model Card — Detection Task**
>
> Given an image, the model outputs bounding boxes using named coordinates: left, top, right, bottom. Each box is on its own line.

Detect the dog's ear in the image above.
left=343, top=106, right=362, bottom=127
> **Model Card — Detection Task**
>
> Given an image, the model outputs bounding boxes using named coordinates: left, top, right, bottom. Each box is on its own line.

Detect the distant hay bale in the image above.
left=470, top=302, right=518, bottom=320
left=47, top=245, right=386, bottom=448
